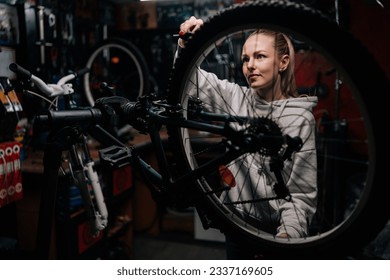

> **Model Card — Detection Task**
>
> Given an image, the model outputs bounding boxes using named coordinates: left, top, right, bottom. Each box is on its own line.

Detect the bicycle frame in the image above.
left=91, top=96, right=295, bottom=208
left=36, top=92, right=295, bottom=239
left=91, top=109, right=235, bottom=195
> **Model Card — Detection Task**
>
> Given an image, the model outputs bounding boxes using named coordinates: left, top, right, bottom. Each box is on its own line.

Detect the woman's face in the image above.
left=241, top=33, right=281, bottom=91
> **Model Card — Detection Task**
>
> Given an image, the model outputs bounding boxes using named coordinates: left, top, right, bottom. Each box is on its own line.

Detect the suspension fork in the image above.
left=68, top=143, right=102, bottom=235
left=61, top=130, right=109, bottom=237
left=79, top=135, right=108, bottom=231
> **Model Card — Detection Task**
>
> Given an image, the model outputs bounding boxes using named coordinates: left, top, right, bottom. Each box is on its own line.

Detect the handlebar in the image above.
left=34, top=108, right=103, bottom=127
left=57, top=67, right=90, bottom=86
left=9, top=63, right=89, bottom=97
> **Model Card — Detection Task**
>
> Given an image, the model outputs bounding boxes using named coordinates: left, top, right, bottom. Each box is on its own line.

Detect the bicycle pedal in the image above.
left=99, top=145, right=133, bottom=168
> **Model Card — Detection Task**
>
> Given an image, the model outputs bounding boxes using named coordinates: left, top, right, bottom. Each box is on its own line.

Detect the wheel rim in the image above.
left=84, top=42, right=146, bottom=106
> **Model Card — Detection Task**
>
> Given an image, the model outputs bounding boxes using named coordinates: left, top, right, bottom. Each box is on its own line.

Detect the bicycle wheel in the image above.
left=167, top=0, right=389, bottom=258
left=83, top=38, right=150, bottom=106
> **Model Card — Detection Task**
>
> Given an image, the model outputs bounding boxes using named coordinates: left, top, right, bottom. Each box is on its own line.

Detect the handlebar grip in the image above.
left=34, top=108, right=103, bottom=127
left=76, top=67, right=90, bottom=77
left=9, top=63, right=32, bottom=80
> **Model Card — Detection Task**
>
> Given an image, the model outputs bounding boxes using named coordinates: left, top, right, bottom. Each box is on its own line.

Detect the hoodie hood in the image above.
left=253, top=94, right=318, bottom=119
left=255, top=94, right=318, bottom=110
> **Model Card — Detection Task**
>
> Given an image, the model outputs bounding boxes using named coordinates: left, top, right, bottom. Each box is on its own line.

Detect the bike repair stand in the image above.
left=35, top=126, right=81, bottom=259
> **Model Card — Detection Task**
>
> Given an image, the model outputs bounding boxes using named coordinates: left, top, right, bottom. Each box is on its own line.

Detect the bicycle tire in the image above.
left=167, top=0, right=389, bottom=258
left=83, top=38, right=150, bottom=106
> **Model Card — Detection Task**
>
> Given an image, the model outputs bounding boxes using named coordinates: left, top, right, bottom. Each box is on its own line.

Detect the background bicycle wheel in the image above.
left=83, top=37, right=151, bottom=139
left=83, top=37, right=151, bottom=106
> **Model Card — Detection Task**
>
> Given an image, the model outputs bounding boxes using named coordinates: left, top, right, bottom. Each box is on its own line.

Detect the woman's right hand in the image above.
left=178, top=16, right=204, bottom=48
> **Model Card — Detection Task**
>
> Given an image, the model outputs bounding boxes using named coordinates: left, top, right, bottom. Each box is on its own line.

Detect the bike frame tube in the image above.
left=129, top=106, right=248, bottom=198
left=88, top=104, right=248, bottom=201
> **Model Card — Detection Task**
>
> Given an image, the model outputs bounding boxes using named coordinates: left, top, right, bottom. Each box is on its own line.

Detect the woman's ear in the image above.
left=279, top=54, right=289, bottom=72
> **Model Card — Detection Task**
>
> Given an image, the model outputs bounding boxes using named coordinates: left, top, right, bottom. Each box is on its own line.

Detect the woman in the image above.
left=177, top=17, right=318, bottom=259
